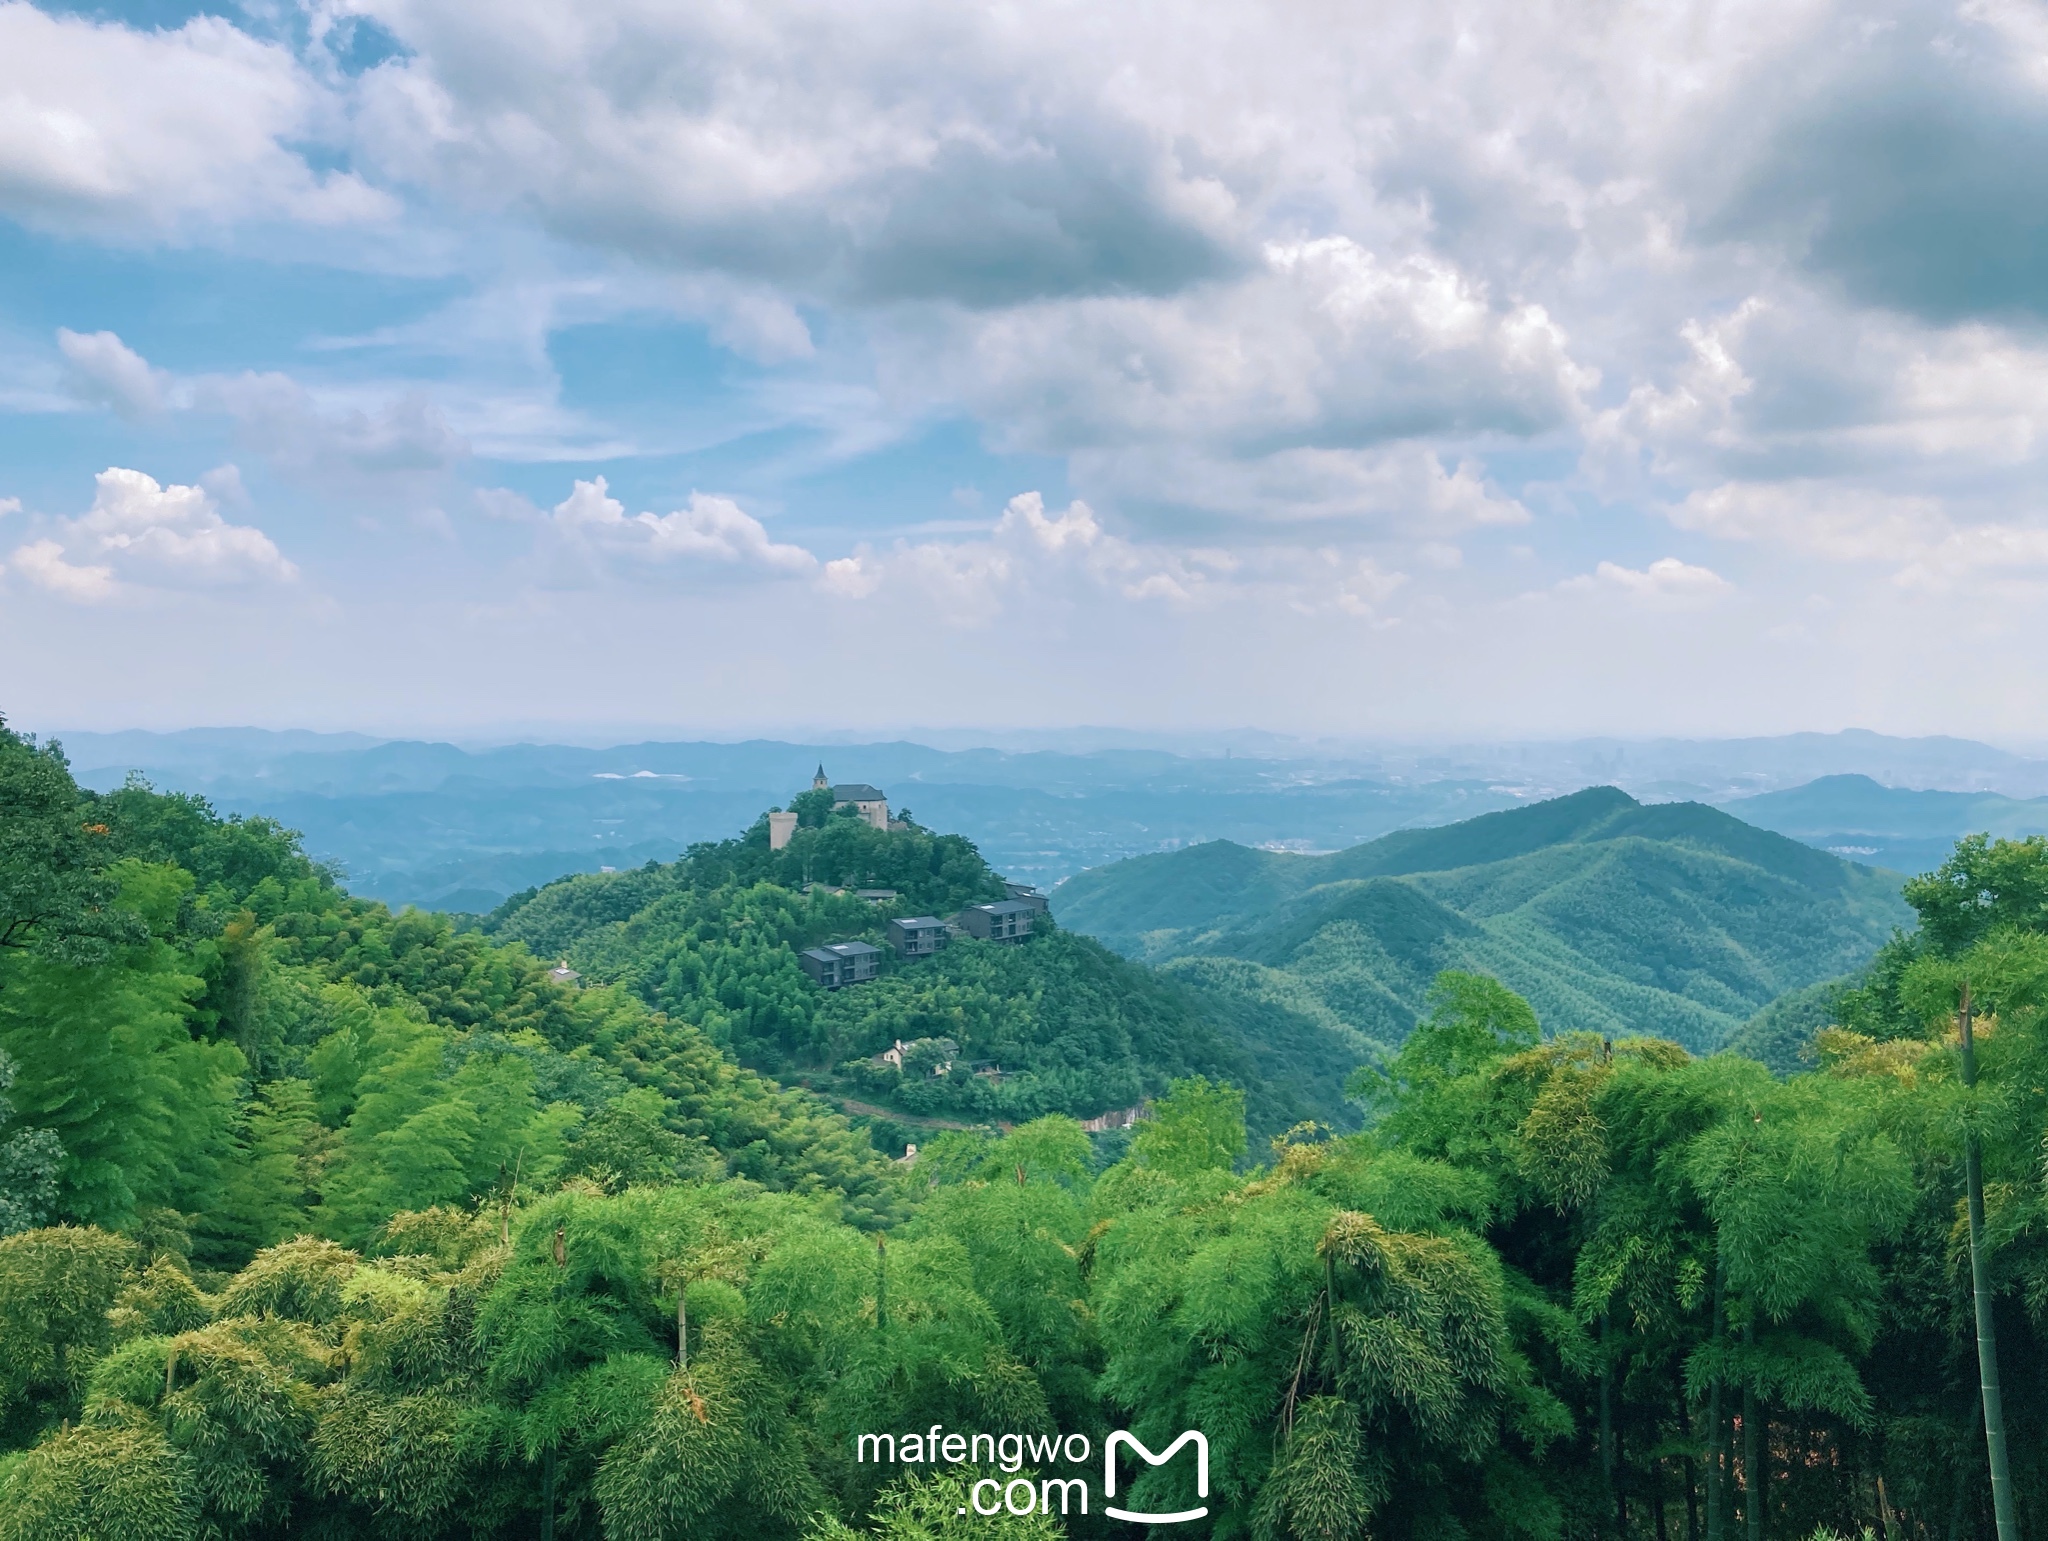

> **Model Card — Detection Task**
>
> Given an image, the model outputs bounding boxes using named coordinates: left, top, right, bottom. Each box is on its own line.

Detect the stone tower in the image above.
left=813, top=763, right=829, bottom=791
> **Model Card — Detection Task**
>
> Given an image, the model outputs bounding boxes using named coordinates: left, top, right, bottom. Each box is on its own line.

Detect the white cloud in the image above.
left=26, top=0, right=2048, bottom=555
left=334, top=0, right=1612, bottom=529
left=997, top=490, right=1104, bottom=555
left=1590, top=295, right=2048, bottom=497
left=819, top=490, right=1254, bottom=624
left=1895, top=525, right=2048, bottom=591
left=1560, top=557, right=1730, bottom=607
left=548, top=477, right=817, bottom=576
left=10, top=538, right=113, bottom=601
left=1671, top=482, right=1949, bottom=565
left=1663, top=477, right=2048, bottom=594
left=0, top=2, right=392, bottom=236
left=1069, top=444, right=1531, bottom=535
left=348, top=0, right=1242, bottom=307
left=9, top=467, right=296, bottom=601
left=909, top=239, right=1591, bottom=526
left=57, top=328, right=168, bottom=416
left=820, top=554, right=881, bottom=599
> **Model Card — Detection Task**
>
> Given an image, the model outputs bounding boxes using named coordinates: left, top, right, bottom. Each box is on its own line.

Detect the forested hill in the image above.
left=6, top=717, right=2048, bottom=1541
left=1053, top=785, right=1913, bottom=1053
left=477, top=803, right=1371, bottom=1137
left=0, top=725, right=919, bottom=1247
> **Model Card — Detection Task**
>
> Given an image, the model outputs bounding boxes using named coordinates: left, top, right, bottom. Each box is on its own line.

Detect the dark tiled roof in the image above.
left=893, top=916, right=946, bottom=928
left=974, top=900, right=1039, bottom=916
left=832, top=783, right=886, bottom=801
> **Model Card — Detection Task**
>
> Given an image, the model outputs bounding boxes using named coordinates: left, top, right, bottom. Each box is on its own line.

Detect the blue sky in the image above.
left=6, top=0, right=2048, bottom=741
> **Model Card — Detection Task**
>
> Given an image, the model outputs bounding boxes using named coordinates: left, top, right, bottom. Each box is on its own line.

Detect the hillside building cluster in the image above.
left=798, top=884, right=1048, bottom=988
left=781, top=769, right=1053, bottom=990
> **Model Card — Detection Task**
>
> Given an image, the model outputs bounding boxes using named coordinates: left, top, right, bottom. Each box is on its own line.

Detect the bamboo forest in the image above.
left=1, top=716, right=2044, bottom=1541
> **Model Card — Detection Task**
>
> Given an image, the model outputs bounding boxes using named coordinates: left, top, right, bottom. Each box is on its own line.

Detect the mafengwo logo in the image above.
left=1105, top=1431, right=1210, bottom=1524
left=855, top=1426, right=1211, bottom=1524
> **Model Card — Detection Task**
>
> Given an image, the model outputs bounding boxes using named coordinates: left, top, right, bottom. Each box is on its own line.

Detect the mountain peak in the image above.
left=1054, top=784, right=1910, bottom=1053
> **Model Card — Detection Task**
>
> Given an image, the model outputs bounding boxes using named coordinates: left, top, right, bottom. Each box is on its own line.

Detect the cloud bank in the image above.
left=8, top=0, right=2048, bottom=734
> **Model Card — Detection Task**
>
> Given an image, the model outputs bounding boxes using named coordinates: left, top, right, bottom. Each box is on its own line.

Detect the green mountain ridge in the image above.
left=1055, top=786, right=1913, bottom=1053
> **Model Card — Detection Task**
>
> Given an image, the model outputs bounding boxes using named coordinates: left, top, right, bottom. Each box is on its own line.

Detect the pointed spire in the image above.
left=814, top=763, right=829, bottom=790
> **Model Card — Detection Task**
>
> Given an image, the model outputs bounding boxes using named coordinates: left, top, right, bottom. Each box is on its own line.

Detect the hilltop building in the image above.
left=782, top=764, right=890, bottom=832
left=888, top=916, right=950, bottom=958
left=956, top=900, right=1038, bottom=943
left=799, top=940, right=883, bottom=989
left=1003, top=881, right=1050, bottom=913
left=769, top=766, right=892, bottom=849
left=548, top=961, right=581, bottom=986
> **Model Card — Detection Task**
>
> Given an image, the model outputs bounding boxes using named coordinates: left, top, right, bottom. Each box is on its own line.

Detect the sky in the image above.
left=5, top=0, right=2048, bottom=742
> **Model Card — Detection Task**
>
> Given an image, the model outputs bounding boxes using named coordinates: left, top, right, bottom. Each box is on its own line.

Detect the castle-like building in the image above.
left=768, top=765, right=893, bottom=850
left=816, top=765, right=890, bottom=830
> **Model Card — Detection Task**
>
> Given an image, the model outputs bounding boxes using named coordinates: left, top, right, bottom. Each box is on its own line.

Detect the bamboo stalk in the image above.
left=1957, top=986, right=2018, bottom=1541
left=1743, top=1320, right=1760, bottom=1541
left=1602, top=1311, right=1616, bottom=1535
left=1707, top=1265, right=1726, bottom=1541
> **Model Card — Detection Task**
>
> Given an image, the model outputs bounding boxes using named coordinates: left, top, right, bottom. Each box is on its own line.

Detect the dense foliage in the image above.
left=4, top=717, right=2047, bottom=1541
left=0, top=722, right=906, bottom=1264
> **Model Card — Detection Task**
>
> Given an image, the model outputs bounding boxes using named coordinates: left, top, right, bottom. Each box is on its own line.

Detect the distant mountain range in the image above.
left=1051, top=787, right=1913, bottom=1055
left=43, top=728, right=1531, bottom=907
left=1722, top=773, right=2048, bottom=877
left=42, top=726, right=2048, bottom=912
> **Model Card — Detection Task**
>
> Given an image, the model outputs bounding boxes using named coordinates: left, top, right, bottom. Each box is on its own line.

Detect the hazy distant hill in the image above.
left=1722, top=773, right=2048, bottom=878
left=1053, top=787, right=1913, bottom=1054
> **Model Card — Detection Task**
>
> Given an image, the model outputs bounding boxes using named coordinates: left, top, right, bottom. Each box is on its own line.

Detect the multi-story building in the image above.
left=798, top=940, right=884, bottom=988
left=955, top=900, right=1038, bottom=943
left=1002, top=881, right=1050, bottom=912
left=888, top=916, right=950, bottom=958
